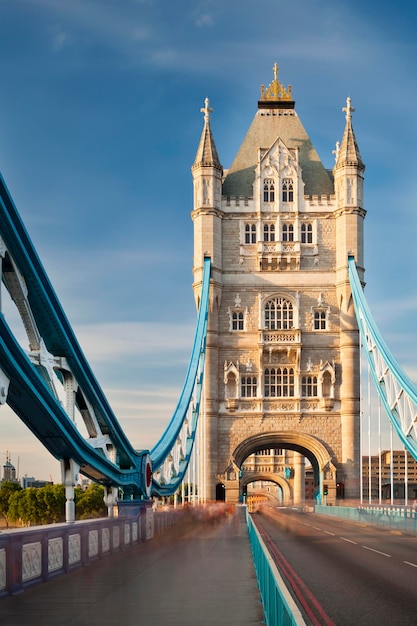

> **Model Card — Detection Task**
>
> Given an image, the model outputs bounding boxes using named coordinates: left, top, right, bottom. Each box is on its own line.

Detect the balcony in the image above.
left=259, top=328, right=301, bottom=364
left=258, top=241, right=300, bottom=270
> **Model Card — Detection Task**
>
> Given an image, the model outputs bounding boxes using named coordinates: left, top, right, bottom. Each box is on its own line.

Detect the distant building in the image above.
left=1, top=451, right=17, bottom=483
left=20, top=476, right=53, bottom=489
left=362, top=450, right=417, bottom=501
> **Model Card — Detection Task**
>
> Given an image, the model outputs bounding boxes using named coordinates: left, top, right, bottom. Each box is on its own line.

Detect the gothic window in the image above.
left=264, top=367, right=295, bottom=397
left=263, top=223, right=275, bottom=242
left=232, top=311, right=244, bottom=331
left=301, top=223, right=313, bottom=243
left=241, top=376, right=257, bottom=398
left=282, top=178, right=294, bottom=202
left=265, top=297, right=294, bottom=330
left=245, top=223, right=256, bottom=244
left=302, top=375, right=318, bottom=397
left=322, top=371, right=332, bottom=397
left=282, top=223, right=294, bottom=242
left=226, top=374, right=237, bottom=399
left=314, top=311, right=326, bottom=330
left=263, top=179, right=275, bottom=202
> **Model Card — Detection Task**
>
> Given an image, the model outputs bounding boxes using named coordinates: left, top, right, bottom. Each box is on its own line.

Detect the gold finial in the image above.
left=260, top=62, right=292, bottom=102
left=200, top=97, right=213, bottom=123
left=342, top=96, right=355, bottom=121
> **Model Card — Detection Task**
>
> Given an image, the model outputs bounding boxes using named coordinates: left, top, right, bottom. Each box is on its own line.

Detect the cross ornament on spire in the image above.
left=200, top=97, right=213, bottom=123
left=342, top=96, right=355, bottom=121
left=273, top=62, right=279, bottom=82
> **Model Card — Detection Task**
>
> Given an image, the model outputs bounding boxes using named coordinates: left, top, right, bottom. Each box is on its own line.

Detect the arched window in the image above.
left=302, top=375, right=318, bottom=397
left=232, top=311, right=244, bottom=331
left=282, top=223, right=294, bottom=242
left=264, top=367, right=295, bottom=397
left=301, top=223, right=313, bottom=243
left=265, top=297, right=294, bottom=330
left=226, top=374, right=237, bottom=399
left=282, top=178, right=294, bottom=202
left=322, top=371, right=332, bottom=398
left=263, top=223, right=275, bottom=242
left=263, top=179, right=275, bottom=202
left=241, top=376, right=257, bottom=398
left=314, top=311, right=326, bottom=330
left=245, top=223, right=256, bottom=244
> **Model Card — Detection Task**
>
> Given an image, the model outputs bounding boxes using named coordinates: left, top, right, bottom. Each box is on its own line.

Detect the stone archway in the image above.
left=241, top=471, right=291, bottom=504
left=230, top=431, right=337, bottom=505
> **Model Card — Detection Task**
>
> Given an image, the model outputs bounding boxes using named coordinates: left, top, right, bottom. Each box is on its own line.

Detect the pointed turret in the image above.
left=335, top=97, right=364, bottom=170
left=192, top=98, right=222, bottom=172
left=191, top=98, right=223, bottom=277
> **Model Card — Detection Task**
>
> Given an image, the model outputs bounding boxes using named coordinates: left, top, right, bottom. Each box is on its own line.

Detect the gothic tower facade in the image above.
left=191, top=66, right=365, bottom=504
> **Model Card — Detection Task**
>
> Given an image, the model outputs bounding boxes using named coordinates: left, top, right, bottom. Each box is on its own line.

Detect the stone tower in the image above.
left=191, top=65, right=365, bottom=504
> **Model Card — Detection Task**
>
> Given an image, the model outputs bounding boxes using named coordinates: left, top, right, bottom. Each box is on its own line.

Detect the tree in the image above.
left=8, top=488, right=39, bottom=525
left=36, top=484, right=66, bottom=524
left=0, top=481, right=22, bottom=527
left=75, top=484, right=106, bottom=519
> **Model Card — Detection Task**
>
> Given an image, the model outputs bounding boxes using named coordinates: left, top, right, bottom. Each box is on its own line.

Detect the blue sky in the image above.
left=0, top=0, right=416, bottom=481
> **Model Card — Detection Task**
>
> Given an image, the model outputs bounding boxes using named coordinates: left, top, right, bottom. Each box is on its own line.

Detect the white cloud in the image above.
left=75, top=321, right=194, bottom=363
left=195, top=13, right=214, bottom=28
left=51, top=27, right=72, bottom=52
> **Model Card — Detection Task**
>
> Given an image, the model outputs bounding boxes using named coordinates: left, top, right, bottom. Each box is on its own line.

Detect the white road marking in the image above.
left=404, top=561, right=417, bottom=568
left=324, top=530, right=335, bottom=536
left=340, top=537, right=357, bottom=544
left=362, top=546, right=391, bottom=557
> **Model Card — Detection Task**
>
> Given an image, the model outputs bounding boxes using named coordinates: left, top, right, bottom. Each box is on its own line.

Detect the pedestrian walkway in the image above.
left=0, top=506, right=264, bottom=625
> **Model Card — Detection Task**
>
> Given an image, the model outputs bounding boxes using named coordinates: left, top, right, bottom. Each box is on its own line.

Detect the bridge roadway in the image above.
left=254, top=507, right=417, bottom=625
left=0, top=505, right=264, bottom=626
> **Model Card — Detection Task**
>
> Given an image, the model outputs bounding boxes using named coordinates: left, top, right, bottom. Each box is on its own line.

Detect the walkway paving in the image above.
left=0, top=506, right=264, bottom=625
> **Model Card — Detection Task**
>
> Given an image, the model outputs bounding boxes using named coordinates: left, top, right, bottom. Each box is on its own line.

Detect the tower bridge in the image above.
left=2, top=65, right=417, bottom=620
left=0, top=64, right=416, bottom=517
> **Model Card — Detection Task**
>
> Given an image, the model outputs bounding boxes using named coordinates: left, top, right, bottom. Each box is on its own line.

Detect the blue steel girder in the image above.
left=0, top=174, right=141, bottom=473
left=150, top=257, right=210, bottom=496
left=0, top=168, right=211, bottom=500
left=348, top=256, right=417, bottom=460
left=0, top=173, right=139, bottom=496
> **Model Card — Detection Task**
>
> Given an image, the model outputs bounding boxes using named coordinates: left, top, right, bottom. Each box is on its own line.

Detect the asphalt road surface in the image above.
left=253, top=507, right=417, bottom=625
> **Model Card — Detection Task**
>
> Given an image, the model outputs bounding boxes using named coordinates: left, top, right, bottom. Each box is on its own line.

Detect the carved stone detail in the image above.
left=69, top=533, right=81, bottom=564
left=124, top=523, right=131, bottom=546
left=88, top=529, right=99, bottom=557
left=0, top=549, right=6, bottom=590
left=22, top=542, right=42, bottom=582
left=48, top=537, right=63, bottom=572
left=113, top=525, right=120, bottom=549
left=102, top=528, right=110, bottom=553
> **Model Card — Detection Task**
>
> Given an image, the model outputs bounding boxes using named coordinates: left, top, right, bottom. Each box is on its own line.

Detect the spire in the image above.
left=192, top=97, right=222, bottom=172
left=258, top=62, right=294, bottom=110
left=335, top=97, right=364, bottom=170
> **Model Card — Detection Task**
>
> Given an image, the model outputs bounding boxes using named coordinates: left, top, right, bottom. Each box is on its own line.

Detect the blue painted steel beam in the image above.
left=348, top=255, right=417, bottom=460
left=150, top=257, right=210, bottom=495
left=0, top=174, right=139, bottom=469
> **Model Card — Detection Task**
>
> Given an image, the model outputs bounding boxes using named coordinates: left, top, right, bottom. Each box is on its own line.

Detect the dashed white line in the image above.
left=312, top=526, right=322, bottom=531
left=362, top=546, right=391, bottom=557
left=340, top=536, right=357, bottom=544
left=404, top=561, right=417, bottom=568
left=324, top=530, right=335, bottom=536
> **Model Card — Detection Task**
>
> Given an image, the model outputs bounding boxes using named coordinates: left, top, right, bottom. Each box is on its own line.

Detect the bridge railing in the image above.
left=0, top=503, right=153, bottom=598
left=246, top=509, right=306, bottom=626
left=315, top=504, right=417, bottom=534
